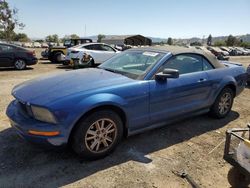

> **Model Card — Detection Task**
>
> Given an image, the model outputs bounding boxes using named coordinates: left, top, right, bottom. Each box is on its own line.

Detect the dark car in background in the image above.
left=0, top=43, right=37, bottom=70
left=207, top=46, right=229, bottom=60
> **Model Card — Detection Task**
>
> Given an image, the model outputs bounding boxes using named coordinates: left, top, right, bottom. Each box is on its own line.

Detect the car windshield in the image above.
left=99, top=51, right=165, bottom=79
left=64, top=40, right=71, bottom=46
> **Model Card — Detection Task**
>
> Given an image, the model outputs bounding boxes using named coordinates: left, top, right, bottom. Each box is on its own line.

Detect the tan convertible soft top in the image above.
left=130, top=46, right=225, bottom=69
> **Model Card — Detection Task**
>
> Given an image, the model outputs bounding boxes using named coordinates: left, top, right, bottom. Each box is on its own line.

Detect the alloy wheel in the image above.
left=218, top=92, right=232, bottom=115
left=15, top=59, right=26, bottom=70
left=85, top=118, right=117, bottom=153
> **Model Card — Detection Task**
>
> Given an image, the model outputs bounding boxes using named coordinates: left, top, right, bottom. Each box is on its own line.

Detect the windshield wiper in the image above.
left=102, top=68, right=116, bottom=73
left=98, top=67, right=130, bottom=77
left=100, top=67, right=120, bottom=74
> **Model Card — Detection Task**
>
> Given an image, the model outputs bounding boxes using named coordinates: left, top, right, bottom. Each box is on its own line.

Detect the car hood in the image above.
left=12, top=68, right=134, bottom=105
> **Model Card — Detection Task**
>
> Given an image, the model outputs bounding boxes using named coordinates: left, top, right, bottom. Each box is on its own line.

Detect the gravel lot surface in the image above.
left=0, top=49, right=249, bottom=187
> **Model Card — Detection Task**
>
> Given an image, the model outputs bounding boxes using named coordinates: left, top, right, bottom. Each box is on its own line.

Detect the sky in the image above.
left=7, top=0, right=250, bottom=39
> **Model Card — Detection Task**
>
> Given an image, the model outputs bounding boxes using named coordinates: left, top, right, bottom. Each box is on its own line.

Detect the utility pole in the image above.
left=202, top=35, right=206, bottom=45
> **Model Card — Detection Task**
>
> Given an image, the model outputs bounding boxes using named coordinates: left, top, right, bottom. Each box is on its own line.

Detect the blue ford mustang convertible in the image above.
left=6, top=46, right=247, bottom=159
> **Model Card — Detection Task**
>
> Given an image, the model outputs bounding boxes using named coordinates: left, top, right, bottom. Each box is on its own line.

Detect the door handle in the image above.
left=198, top=78, right=207, bottom=82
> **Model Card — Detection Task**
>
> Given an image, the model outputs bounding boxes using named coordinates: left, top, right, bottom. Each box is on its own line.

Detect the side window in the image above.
left=101, top=45, right=115, bottom=52
left=71, top=40, right=76, bottom=46
left=81, top=39, right=92, bottom=43
left=161, top=54, right=203, bottom=75
left=0, top=44, right=13, bottom=52
left=83, top=44, right=94, bottom=50
left=91, top=44, right=102, bottom=51
left=203, top=57, right=214, bottom=71
left=76, top=40, right=81, bottom=45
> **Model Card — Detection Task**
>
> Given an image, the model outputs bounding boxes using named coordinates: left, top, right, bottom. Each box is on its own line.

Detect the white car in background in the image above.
left=22, top=42, right=32, bottom=48
left=32, top=42, right=41, bottom=48
left=65, top=43, right=119, bottom=67
left=41, top=42, right=49, bottom=48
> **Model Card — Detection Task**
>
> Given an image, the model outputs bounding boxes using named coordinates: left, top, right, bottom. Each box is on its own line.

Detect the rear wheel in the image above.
left=14, top=59, right=26, bottom=70
left=72, top=110, right=123, bottom=160
left=210, top=87, right=234, bottom=118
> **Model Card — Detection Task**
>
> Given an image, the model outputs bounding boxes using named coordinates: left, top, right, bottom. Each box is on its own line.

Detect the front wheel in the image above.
left=210, top=87, right=234, bottom=118
left=14, top=59, right=26, bottom=70
left=52, top=52, right=63, bottom=63
left=72, top=110, right=123, bottom=160
left=89, top=59, right=95, bottom=67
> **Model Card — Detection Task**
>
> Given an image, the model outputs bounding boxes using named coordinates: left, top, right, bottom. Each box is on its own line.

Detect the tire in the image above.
left=72, top=110, right=123, bottom=160
left=247, top=81, right=250, bottom=86
left=210, top=87, right=234, bottom=118
left=89, top=59, right=95, bottom=67
left=52, top=52, right=62, bottom=63
left=73, top=60, right=79, bottom=69
left=14, top=59, right=26, bottom=70
left=48, top=53, right=53, bottom=62
left=227, top=167, right=250, bottom=187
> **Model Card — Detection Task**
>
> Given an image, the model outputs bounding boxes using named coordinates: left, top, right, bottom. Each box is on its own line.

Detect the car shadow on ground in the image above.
left=39, top=61, right=61, bottom=65
left=0, top=111, right=239, bottom=187
left=56, top=65, right=91, bottom=70
left=56, top=65, right=74, bottom=70
left=0, top=67, right=33, bottom=72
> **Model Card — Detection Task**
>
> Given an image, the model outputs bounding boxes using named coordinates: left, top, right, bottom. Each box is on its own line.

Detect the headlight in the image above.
left=31, top=105, right=57, bottom=124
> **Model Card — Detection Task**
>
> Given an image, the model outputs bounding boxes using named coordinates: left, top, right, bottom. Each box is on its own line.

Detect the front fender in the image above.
left=69, top=93, right=128, bottom=133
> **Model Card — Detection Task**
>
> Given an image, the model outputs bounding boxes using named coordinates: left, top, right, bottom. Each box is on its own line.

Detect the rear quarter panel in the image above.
left=206, top=62, right=246, bottom=106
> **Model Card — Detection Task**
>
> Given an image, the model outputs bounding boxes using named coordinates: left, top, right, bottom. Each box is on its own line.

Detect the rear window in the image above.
left=0, top=44, right=14, bottom=51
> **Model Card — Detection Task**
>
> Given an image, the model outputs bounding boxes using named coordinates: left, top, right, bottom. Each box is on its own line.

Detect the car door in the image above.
left=149, top=53, right=213, bottom=123
left=85, top=44, right=103, bottom=64
left=0, top=44, right=15, bottom=67
left=100, top=44, right=117, bottom=61
left=90, top=44, right=116, bottom=64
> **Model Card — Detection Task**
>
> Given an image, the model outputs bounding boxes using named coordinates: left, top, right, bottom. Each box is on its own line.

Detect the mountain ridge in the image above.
left=85, top=34, right=250, bottom=44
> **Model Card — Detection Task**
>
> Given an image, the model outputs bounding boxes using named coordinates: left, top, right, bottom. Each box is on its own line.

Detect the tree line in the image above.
left=206, top=34, right=250, bottom=48
left=161, top=35, right=250, bottom=48
left=0, top=1, right=83, bottom=43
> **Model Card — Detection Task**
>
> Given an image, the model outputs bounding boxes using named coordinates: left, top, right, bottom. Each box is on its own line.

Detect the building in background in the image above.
left=102, top=35, right=152, bottom=46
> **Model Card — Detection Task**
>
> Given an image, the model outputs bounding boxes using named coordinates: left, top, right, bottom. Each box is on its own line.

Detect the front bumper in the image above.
left=69, top=58, right=93, bottom=68
left=26, top=58, right=38, bottom=65
left=62, top=60, right=70, bottom=65
left=6, top=100, right=68, bottom=147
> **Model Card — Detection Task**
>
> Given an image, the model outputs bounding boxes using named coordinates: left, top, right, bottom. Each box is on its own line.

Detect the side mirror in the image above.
left=155, top=68, right=179, bottom=81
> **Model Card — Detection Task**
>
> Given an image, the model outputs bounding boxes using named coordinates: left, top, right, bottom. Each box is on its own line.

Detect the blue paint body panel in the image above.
left=6, top=51, right=247, bottom=147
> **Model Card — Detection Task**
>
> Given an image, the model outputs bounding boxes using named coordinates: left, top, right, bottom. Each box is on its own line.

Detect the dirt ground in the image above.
left=0, top=49, right=249, bottom=188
